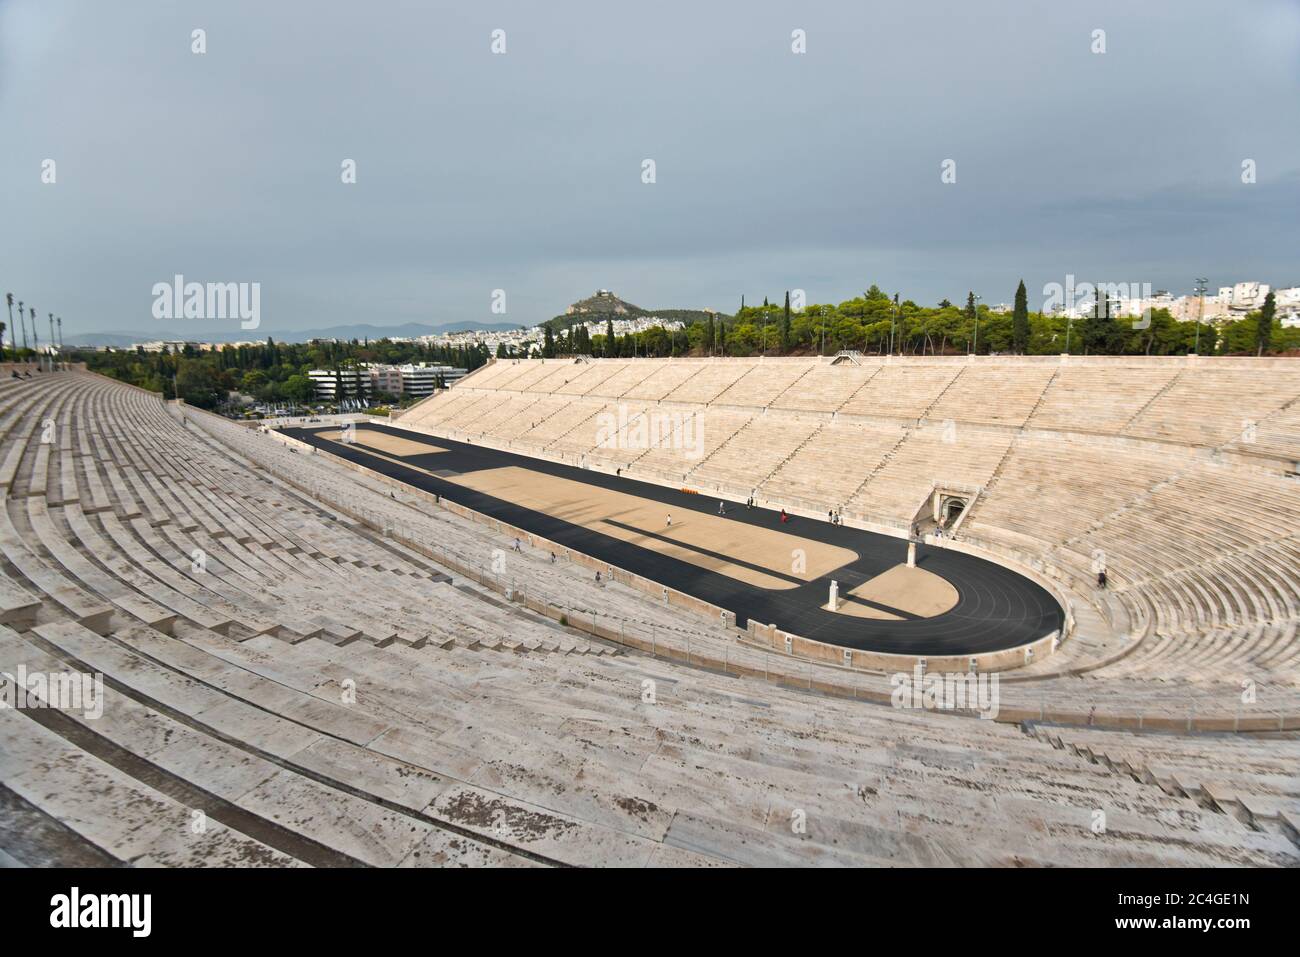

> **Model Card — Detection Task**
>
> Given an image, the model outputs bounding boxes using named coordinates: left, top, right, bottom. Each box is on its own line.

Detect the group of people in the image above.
left=672, top=501, right=790, bottom=524
left=826, top=509, right=843, bottom=526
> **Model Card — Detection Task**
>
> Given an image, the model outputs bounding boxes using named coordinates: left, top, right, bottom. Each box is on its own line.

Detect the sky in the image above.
left=2, top=0, right=1298, bottom=340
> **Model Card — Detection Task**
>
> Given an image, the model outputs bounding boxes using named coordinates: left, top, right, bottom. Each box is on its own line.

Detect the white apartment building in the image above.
left=307, top=368, right=365, bottom=399
left=1217, top=282, right=1271, bottom=313
left=398, top=364, right=466, bottom=396
left=131, top=340, right=203, bottom=353
left=361, top=363, right=468, bottom=398
left=1274, top=286, right=1300, bottom=328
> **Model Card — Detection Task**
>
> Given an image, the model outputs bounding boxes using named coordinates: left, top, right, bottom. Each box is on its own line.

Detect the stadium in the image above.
left=1, top=355, right=1297, bottom=867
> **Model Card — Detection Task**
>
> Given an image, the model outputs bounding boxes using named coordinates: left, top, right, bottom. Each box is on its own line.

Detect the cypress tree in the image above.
left=781, top=291, right=792, bottom=352
left=1012, top=280, right=1030, bottom=354
left=964, top=291, right=978, bottom=353
left=1256, top=291, right=1275, bottom=355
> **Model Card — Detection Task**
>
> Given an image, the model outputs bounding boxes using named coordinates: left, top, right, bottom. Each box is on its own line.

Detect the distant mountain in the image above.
left=63, top=332, right=148, bottom=348
left=63, top=320, right=520, bottom=348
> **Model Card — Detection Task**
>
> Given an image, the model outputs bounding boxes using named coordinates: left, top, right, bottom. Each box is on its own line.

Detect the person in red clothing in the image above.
left=780, top=508, right=788, bottom=523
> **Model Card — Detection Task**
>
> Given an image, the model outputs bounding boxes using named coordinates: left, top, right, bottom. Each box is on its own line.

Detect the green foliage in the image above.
left=1080, top=290, right=1124, bottom=355
left=1012, top=280, right=1030, bottom=354
left=1219, top=302, right=1298, bottom=355
left=1256, top=291, right=1275, bottom=355
left=175, top=358, right=222, bottom=408
left=69, top=336, right=490, bottom=405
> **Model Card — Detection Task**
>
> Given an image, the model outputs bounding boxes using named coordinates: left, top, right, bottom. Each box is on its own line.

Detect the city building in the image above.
left=368, top=365, right=403, bottom=397
left=361, top=363, right=468, bottom=398
left=307, top=367, right=365, bottom=400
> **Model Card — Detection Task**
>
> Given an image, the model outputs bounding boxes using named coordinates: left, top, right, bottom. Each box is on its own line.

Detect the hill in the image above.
left=543, top=289, right=723, bottom=332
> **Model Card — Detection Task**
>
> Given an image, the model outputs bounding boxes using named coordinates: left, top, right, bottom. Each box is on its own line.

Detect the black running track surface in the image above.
left=280, top=423, right=1063, bottom=656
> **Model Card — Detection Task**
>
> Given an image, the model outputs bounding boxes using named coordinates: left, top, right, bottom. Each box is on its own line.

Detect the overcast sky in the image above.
left=3, top=0, right=1298, bottom=339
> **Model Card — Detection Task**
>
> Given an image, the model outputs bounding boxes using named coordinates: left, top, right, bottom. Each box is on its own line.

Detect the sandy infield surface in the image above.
left=319, top=429, right=448, bottom=458
left=444, top=465, right=858, bottom=590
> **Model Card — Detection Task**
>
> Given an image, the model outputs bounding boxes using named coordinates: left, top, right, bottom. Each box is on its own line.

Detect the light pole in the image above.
left=48, top=313, right=56, bottom=371
left=972, top=294, right=982, bottom=354
left=3, top=293, right=13, bottom=360
left=1193, top=277, right=1208, bottom=354
left=17, top=300, right=26, bottom=352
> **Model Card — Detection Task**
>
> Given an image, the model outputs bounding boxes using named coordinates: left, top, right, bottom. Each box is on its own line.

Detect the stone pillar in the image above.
left=828, top=580, right=839, bottom=610
left=907, top=541, right=917, bottom=568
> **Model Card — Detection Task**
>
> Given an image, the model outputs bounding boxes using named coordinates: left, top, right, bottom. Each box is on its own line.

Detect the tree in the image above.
left=1081, top=284, right=1123, bottom=354
left=964, top=292, right=979, bottom=353
left=1256, top=291, right=1276, bottom=355
left=175, top=358, right=221, bottom=408
left=240, top=369, right=268, bottom=397
left=781, top=291, right=792, bottom=352
left=1012, top=280, right=1030, bottom=354
left=604, top=319, right=614, bottom=357
left=542, top=325, right=555, bottom=359
left=284, top=374, right=314, bottom=405
left=356, top=367, right=371, bottom=406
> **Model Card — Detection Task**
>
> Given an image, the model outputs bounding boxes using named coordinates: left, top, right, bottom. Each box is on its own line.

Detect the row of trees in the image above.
left=73, top=337, right=491, bottom=409
left=70, top=282, right=1296, bottom=408
left=536, top=284, right=1296, bottom=359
